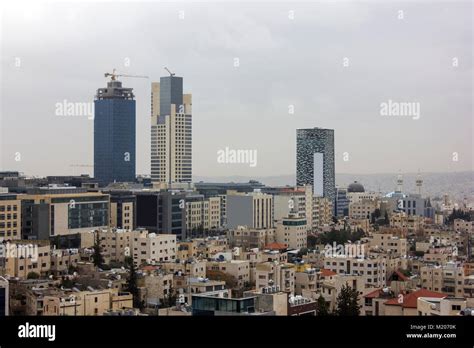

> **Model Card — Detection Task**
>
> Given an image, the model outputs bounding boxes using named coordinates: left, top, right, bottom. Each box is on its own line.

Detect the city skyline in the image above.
left=1, top=2, right=472, bottom=178
left=1, top=0, right=474, bottom=335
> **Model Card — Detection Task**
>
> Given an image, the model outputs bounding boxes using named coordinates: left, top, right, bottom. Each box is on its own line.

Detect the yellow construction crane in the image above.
left=104, top=68, right=149, bottom=81
left=164, top=67, right=175, bottom=77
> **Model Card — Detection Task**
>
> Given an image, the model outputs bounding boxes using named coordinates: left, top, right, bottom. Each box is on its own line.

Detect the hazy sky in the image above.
left=1, top=0, right=472, bottom=178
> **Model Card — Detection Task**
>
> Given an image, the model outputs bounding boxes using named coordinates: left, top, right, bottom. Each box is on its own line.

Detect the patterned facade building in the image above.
left=296, top=128, right=335, bottom=204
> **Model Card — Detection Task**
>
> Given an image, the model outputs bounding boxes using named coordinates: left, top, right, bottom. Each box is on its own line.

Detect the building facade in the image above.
left=151, top=75, right=192, bottom=184
left=226, top=192, right=273, bottom=230
left=296, top=128, right=335, bottom=204
left=135, top=191, right=187, bottom=239
left=0, top=194, right=21, bottom=240
left=94, top=79, right=136, bottom=185
left=20, top=190, right=109, bottom=239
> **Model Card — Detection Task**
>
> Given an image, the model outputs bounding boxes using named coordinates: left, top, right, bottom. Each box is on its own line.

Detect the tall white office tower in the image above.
left=151, top=72, right=192, bottom=186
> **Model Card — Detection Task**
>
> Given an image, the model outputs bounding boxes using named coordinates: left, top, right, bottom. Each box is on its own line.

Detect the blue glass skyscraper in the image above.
left=94, top=80, right=136, bottom=185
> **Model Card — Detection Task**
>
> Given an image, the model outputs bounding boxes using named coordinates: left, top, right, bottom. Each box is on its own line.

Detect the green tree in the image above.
left=125, top=256, right=141, bottom=309
left=307, top=235, right=318, bottom=249
left=61, top=276, right=74, bottom=288
left=161, top=287, right=178, bottom=308
left=92, top=231, right=104, bottom=268
left=384, top=211, right=390, bottom=225
left=27, top=272, right=40, bottom=279
left=297, top=247, right=309, bottom=258
left=335, top=284, right=361, bottom=316
left=316, top=295, right=330, bottom=316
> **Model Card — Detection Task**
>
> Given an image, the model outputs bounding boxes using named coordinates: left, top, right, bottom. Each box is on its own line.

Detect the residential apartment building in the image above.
left=323, top=255, right=386, bottom=288
left=349, top=199, right=378, bottom=220
left=417, top=296, right=466, bottom=316
left=131, top=231, right=177, bottom=265
left=420, top=262, right=465, bottom=297
left=160, top=259, right=206, bottom=278
left=369, top=233, right=407, bottom=257
left=275, top=212, right=307, bottom=249
left=255, top=262, right=296, bottom=293
left=454, top=219, right=473, bottom=233
left=99, top=229, right=177, bottom=265
left=2, top=240, right=51, bottom=279
left=26, top=287, right=132, bottom=316
left=50, top=249, right=80, bottom=274
left=312, top=197, right=333, bottom=228
left=227, top=226, right=275, bottom=250
left=0, top=193, right=21, bottom=240
left=207, top=260, right=250, bottom=288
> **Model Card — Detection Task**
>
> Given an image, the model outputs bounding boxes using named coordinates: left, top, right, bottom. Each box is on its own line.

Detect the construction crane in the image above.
left=164, top=67, right=175, bottom=77
left=104, top=68, right=149, bottom=81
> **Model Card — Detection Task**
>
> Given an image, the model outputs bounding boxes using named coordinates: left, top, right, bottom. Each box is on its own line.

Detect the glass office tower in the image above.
left=94, top=80, right=136, bottom=185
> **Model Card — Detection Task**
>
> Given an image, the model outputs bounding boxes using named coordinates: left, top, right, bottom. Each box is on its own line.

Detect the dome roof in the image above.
left=347, top=181, right=365, bottom=193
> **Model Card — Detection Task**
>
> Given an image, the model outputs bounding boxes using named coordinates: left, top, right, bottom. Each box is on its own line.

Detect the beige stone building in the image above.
left=323, top=255, right=386, bottom=288
left=110, top=200, right=133, bottom=231
left=295, top=267, right=318, bottom=295
left=0, top=194, right=21, bottom=240
left=50, top=249, right=80, bottom=274
left=420, top=262, right=465, bottom=297
left=26, top=287, right=132, bottom=316
left=2, top=240, right=51, bottom=279
left=207, top=260, right=250, bottom=288
left=227, top=226, right=275, bottom=249
left=319, top=273, right=366, bottom=312
left=177, top=240, right=199, bottom=259
left=186, top=196, right=221, bottom=232
left=143, top=272, right=174, bottom=305
left=369, top=233, right=407, bottom=257
left=312, top=197, right=332, bottom=228
left=98, top=229, right=177, bottom=265
left=244, top=288, right=289, bottom=315
left=417, top=296, right=466, bottom=316
left=255, top=262, right=295, bottom=293
left=275, top=213, right=307, bottom=250
left=390, top=212, right=424, bottom=233
left=132, top=231, right=176, bottom=265
left=454, top=219, right=473, bottom=233
left=349, top=199, right=377, bottom=220
left=160, top=260, right=207, bottom=278
left=99, top=229, right=133, bottom=264
left=383, top=289, right=446, bottom=316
